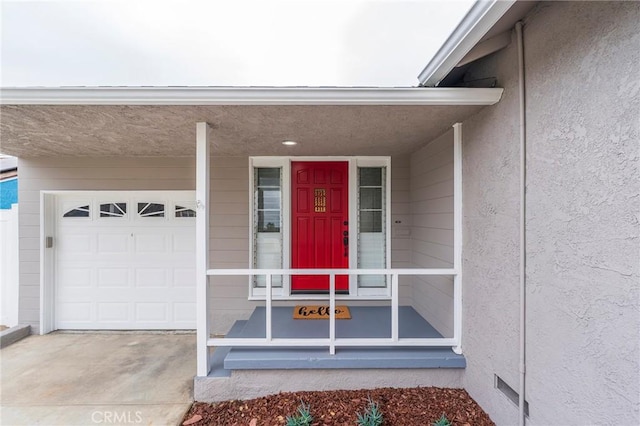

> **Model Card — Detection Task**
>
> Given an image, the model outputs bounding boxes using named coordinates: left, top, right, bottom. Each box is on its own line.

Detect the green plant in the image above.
left=433, top=414, right=451, bottom=426
left=285, top=401, right=313, bottom=426
left=356, top=397, right=383, bottom=426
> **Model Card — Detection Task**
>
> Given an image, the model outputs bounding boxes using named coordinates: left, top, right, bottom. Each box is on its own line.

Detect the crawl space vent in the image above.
left=495, top=375, right=529, bottom=417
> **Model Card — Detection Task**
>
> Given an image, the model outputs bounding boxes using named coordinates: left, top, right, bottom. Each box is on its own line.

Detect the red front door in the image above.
left=291, top=161, right=349, bottom=293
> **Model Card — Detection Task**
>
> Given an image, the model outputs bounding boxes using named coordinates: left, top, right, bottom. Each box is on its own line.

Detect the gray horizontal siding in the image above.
left=18, top=157, right=197, bottom=334
left=390, top=156, right=414, bottom=306
left=409, top=130, right=454, bottom=337
left=19, top=155, right=411, bottom=335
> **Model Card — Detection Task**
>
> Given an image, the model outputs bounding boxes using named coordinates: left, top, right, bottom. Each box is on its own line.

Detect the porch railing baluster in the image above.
left=453, top=273, right=462, bottom=354
left=329, top=273, right=336, bottom=355
left=266, top=273, right=272, bottom=342
left=391, top=273, right=399, bottom=342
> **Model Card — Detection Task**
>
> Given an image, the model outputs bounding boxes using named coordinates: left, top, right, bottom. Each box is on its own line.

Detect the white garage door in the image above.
left=55, top=191, right=196, bottom=330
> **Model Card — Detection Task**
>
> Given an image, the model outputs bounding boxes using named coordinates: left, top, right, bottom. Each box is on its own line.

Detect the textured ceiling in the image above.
left=0, top=104, right=485, bottom=157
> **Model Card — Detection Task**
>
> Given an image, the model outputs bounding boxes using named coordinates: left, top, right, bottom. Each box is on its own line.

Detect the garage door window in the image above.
left=63, top=205, right=90, bottom=218
left=175, top=205, right=196, bottom=218
left=138, top=202, right=165, bottom=218
left=100, top=202, right=127, bottom=218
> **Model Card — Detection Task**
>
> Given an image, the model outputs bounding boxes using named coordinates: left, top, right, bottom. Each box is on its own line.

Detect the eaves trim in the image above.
left=418, top=0, right=516, bottom=87
left=0, top=86, right=503, bottom=106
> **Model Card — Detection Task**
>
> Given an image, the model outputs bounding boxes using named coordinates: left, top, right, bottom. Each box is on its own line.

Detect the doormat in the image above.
left=294, top=305, right=351, bottom=320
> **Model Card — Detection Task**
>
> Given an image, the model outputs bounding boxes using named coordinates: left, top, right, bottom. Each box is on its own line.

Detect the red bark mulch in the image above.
left=182, top=387, right=494, bottom=426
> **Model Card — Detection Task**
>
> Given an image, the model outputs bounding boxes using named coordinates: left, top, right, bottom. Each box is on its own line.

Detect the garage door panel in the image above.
left=165, top=288, right=197, bottom=303
left=97, top=303, right=129, bottom=322
left=173, top=233, right=195, bottom=252
left=135, top=303, right=168, bottom=322
left=97, top=268, right=130, bottom=288
left=134, top=234, right=168, bottom=253
left=55, top=192, right=196, bottom=330
left=173, top=268, right=196, bottom=287
left=58, top=268, right=93, bottom=287
left=57, top=303, right=92, bottom=322
left=173, top=303, right=197, bottom=323
left=57, top=286, right=96, bottom=301
left=58, top=234, right=93, bottom=253
left=97, top=234, right=130, bottom=254
left=135, top=268, right=169, bottom=288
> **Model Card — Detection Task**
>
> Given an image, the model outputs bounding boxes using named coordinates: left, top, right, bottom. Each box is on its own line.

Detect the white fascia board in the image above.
left=418, top=0, right=516, bottom=87
left=0, top=86, right=502, bottom=106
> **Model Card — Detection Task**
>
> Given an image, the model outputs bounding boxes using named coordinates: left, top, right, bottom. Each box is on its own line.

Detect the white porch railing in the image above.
left=206, top=268, right=461, bottom=356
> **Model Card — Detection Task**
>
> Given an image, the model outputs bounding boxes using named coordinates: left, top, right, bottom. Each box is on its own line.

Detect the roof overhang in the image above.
left=418, top=0, right=516, bottom=87
left=0, top=86, right=503, bottom=158
left=418, top=1, right=538, bottom=87
left=0, top=86, right=502, bottom=106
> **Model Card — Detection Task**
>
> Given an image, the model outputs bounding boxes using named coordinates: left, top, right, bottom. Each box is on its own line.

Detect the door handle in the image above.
left=343, top=236, right=349, bottom=257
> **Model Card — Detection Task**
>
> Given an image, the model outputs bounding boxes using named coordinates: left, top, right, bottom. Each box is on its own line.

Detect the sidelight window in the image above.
left=357, top=167, right=387, bottom=287
left=253, top=168, right=283, bottom=287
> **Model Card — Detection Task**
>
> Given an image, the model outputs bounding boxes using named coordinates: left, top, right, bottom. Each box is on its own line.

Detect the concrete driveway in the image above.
left=1, top=332, right=195, bottom=426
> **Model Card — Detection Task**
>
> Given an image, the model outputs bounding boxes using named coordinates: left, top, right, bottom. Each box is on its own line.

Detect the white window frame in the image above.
left=249, top=156, right=391, bottom=300
left=354, top=158, right=392, bottom=297
left=249, top=158, right=289, bottom=297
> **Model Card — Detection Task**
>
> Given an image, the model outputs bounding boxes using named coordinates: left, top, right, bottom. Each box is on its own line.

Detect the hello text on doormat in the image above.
left=293, top=305, right=351, bottom=320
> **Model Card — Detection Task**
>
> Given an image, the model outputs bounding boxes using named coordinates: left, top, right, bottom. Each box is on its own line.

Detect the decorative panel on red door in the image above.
left=291, top=162, right=349, bottom=292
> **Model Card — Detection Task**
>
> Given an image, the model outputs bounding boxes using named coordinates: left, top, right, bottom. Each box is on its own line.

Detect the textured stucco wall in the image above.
left=523, top=3, right=639, bottom=424
left=196, top=368, right=463, bottom=402
left=460, top=27, right=522, bottom=426
left=460, top=2, right=639, bottom=424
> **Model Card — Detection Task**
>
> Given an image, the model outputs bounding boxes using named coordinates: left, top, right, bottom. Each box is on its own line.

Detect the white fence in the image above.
left=0, top=204, right=19, bottom=327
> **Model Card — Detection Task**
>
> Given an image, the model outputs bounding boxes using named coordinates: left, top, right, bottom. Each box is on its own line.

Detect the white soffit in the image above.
left=418, top=0, right=516, bottom=87
left=0, top=86, right=503, bottom=106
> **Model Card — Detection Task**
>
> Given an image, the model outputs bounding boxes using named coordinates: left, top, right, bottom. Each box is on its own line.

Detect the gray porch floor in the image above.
left=209, top=306, right=465, bottom=376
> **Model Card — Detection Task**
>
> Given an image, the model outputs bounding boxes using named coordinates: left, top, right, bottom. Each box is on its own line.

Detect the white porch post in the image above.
left=196, top=122, right=211, bottom=376
left=452, top=122, right=463, bottom=354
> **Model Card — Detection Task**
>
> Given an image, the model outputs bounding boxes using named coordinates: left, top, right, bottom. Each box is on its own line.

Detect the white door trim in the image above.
left=40, top=192, right=56, bottom=334
left=248, top=156, right=391, bottom=300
